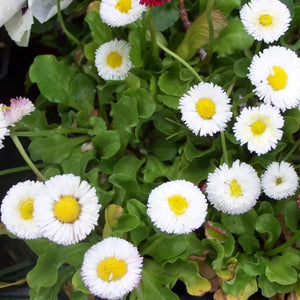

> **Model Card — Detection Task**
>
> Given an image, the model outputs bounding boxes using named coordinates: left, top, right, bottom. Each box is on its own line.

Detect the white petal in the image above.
left=0, top=0, right=25, bottom=27
left=5, top=9, right=33, bottom=47
left=28, top=0, right=73, bottom=23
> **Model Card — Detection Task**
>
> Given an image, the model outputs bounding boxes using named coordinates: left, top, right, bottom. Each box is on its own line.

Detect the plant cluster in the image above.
left=1, top=0, right=300, bottom=299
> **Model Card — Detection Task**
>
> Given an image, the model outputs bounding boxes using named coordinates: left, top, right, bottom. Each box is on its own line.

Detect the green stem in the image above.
left=254, top=41, right=262, bottom=54
left=56, top=0, right=82, bottom=48
left=220, top=131, right=229, bottom=165
left=205, top=0, right=215, bottom=61
left=156, top=40, right=203, bottom=82
left=0, top=164, right=47, bottom=176
left=265, top=229, right=300, bottom=257
left=236, top=91, right=255, bottom=106
left=282, top=140, right=300, bottom=162
left=11, top=128, right=90, bottom=137
left=10, top=135, right=47, bottom=182
left=148, top=8, right=159, bottom=58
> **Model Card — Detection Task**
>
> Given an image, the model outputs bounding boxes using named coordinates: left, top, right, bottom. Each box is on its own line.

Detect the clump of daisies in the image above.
left=34, top=174, right=101, bottom=245
left=206, top=160, right=261, bottom=215
left=240, top=0, right=291, bottom=43
left=100, top=0, right=146, bottom=27
left=147, top=180, right=208, bottom=234
left=233, top=104, right=284, bottom=155
left=248, top=46, right=300, bottom=111
left=179, top=82, right=232, bottom=136
left=261, top=161, right=299, bottom=200
left=95, top=39, right=132, bottom=81
left=1, top=180, right=44, bottom=240
left=81, top=237, right=143, bottom=300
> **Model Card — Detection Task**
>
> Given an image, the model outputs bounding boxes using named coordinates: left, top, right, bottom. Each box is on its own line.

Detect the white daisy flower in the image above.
left=95, top=39, right=132, bottom=81
left=206, top=160, right=261, bottom=215
left=1, top=180, right=44, bottom=239
left=3, top=97, right=35, bottom=126
left=248, top=46, right=300, bottom=111
left=233, top=104, right=284, bottom=156
left=147, top=180, right=208, bottom=234
left=34, top=174, right=101, bottom=245
left=240, top=0, right=291, bottom=43
left=0, top=106, right=9, bottom=149
left=179, top=82, right=232, bottom=136
left=100, top=0, right=146, bottom=27
left=261, top=161, right=299, bottom=200
left=81, top=237, right=143, bottom=300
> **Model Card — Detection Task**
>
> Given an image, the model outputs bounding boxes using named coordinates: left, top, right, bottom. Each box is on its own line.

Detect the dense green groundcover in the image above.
left=1, top=0, right=300, bottom=299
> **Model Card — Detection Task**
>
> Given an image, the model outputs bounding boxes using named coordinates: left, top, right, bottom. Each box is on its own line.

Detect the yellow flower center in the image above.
left=196, top=98, right=216, bottom=119
left=53, top=195, right=81, bottom=223
left=20, top=199, right=34, bottom=220
left=259, top=14, right=273, bottom=26
left=168, top=194, right=188, bottom=216
left=251, top=120, right=267, bottom=135
left=106, top=52, right=123, bottom=69
left=275, top=177, right=283, bottom=185
left=97, top=257, right=127, bottom=281
left=114, top=0, right=132, bottom=13
left=229, top=179, right=242, bottom=197
left=1, top=105, right=9, bottom=112
left=267, top=66, right=288, bottom=91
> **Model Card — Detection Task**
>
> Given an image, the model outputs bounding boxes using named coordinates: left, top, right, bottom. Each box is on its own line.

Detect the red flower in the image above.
left=139, top=0, right=171, bottom=7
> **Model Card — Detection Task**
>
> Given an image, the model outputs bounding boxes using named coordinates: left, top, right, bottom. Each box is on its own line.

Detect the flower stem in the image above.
left=156, top=40, right=203, bottom=82
left=148, top=8, right=159, bottom=58
left=56, top=0, right=82, bottom=48
left=265, top=228, right=300, bottom=257
left=0, top=163, right=46, bottom=176
left=10, top=135, right=47, bottom=182
left=282, top=140, right=300, bottom=162
left=220, top=131, right=229, bottom=165
left=11, top=128, right=90, bottom=137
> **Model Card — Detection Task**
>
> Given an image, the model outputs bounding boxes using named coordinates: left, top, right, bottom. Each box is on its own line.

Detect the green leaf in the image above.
left=255, top=214, right=281, bottom=250
left=233, top=57, right=251, bottom=78
left=84, top=42, right=98, bottom=63
left=283, top=116, right=300, bottom=142
left=176, top=10, right=228, bottom=61
left=113, top=155, right=145, bottom=178
left=157, top=94, right=179, bottom=110
left=140, top=259, right=178, bottom=300
left=158, top=63, right=191, bottom=96
left=84, top=11, right=113, bottom=45
left=153, top=1, right=179, bottom=32
left=128, top=27, right=144, bottom=68
left=221, top=209, right=257, bottom=235
left=284, top=201, right=300, bottom=232
left=112, top=214, right=140, bottom=233
left=29, top=55, right=81, bottom=110
left=200, top=0, right=241, bottom=17
left=69, top=73, right=96, bottom=113
left=151, top=139, right=177, bottom=161
left=222, top=267, right=249, bottom=295
left=109, top=173, right=141, bottom=203
left=141, top=233, right=203, bottom=264
left=238, top=233, right=260, bottom=254
left=72, top=269, right=90, bottom=294
left=29, top=135, right=89, bottom=164
left=130, top=222, right=151, bottom=245
left=213, top=17, right=254, bottom=57
left=61, top=147, right=96, bottom=177
left=165, top=260, right=211, bottom=297
left=92, top=130, right=121, bottom=159
left=15, top=110, right=52, bottom=131
left=265, top=251, right=300, bottom=285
